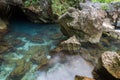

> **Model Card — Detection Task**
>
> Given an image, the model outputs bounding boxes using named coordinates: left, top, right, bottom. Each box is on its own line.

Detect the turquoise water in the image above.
left=0, top=20, right=93, bottom=80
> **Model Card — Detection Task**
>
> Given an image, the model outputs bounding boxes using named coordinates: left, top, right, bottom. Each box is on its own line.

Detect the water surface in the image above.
left=0, top=20, right=94, bottom=80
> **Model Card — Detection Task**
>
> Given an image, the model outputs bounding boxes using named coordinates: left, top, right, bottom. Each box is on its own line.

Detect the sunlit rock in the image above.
left=104, top=29, right=120, bottom=40
left=59, top=7, right=105, bottom=43
left=93, top=51, right=120, bottom=80
left=102, top=18, right=115, bottom=31
left=75, top=75, right=95, bottom=80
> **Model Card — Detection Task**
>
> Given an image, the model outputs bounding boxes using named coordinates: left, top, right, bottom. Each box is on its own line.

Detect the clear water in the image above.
left=0, top=20, right=94, bottom=80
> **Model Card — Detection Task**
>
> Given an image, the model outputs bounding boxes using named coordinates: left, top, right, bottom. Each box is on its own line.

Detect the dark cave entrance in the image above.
left=9, top=5, right=28, bottom=22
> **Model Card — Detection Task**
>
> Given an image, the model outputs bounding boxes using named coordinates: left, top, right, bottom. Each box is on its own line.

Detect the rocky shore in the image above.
left=0, top=0, right=120, bottom=80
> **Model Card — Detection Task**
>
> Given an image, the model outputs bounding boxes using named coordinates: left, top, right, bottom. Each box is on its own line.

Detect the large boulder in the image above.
left=59, top=7, right=106, bottom=43
left=93, top=51, right=120, bottom=80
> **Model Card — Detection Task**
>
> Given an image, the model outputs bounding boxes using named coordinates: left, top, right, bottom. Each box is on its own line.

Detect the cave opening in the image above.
left=9, top=5, right=28, bottom=22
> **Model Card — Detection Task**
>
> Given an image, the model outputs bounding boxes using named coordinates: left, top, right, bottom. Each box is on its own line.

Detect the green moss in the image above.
left=24, top=0, right=39, bottom=7
left=101, top=4, right=109, bottom=10
left=92, top=0, right=120, bottom=3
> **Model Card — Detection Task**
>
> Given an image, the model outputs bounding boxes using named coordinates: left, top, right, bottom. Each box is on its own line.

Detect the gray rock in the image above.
left=59, top=7, right=106, bottom=43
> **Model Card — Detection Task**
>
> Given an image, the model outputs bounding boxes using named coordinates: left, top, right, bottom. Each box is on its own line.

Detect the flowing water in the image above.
left=0, top=20, right=94, bottom=80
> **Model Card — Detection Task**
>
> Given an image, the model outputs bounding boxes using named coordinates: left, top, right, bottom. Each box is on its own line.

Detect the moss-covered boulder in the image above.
left=59, top=7, right=106, bottom=43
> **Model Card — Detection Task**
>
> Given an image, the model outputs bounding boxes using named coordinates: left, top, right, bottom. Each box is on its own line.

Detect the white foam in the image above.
left=36, top=55, right=94, bottom=80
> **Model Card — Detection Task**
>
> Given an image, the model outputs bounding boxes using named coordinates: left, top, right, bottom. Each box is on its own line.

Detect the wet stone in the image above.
left=49, top=32, right=63, bottom=40
left=30, top=35, right=44, bottom=43
left=0, top=41, right=13, bottom=54
left=7, top=59, right=31, bottom=80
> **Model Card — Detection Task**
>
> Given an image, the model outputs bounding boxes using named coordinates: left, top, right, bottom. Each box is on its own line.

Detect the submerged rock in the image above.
left=30, top=35, right=44, bottom=43
left=50, top=35, right=81, bottom=55
left=93, top=51, right=120, bottom=80
left=75, top=75, right=94, bottom=80
left=23, top=46, right=49, bottom=70
left=0, top=41, right=13, bottom=54
left=0, top=55, right=4, bottom=65
left=49, top=32, right=63, bottom=40
left=7, top=59, right=31, bottom=80
left=31, top=48, right=48, bottom=64
left=59, top=7, right=105, bottom=43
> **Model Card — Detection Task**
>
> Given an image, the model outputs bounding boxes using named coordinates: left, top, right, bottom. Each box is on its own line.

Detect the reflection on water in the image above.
left=0, top=20, right=93, bottom=80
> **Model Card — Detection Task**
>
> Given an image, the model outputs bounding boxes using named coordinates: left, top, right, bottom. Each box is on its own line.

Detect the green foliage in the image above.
left=24, top=0, right=39, bottom=7
left=52, top=0, right=68, bottom=16
left=52, top=0, right=84, bottom=16
left=101, top=4, right=109, bottom=10
left=92, top=0, right=120, bottom=3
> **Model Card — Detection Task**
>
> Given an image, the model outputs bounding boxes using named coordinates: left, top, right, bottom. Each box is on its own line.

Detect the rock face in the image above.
left=23, top=0, right=53, bottom=23
left=0, top=18, right=8, bottom=41
left=93, top=51, right=120, bottom=80
left=59, top=7, right=106, bottom=43
left=0, top=0, right=54, bottom=23
left=75, top=75, right=95, bottom=80
left=79, top=2, right=120, bottom=28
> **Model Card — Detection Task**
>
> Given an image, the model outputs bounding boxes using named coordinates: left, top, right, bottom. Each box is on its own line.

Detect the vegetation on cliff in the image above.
left=92, top=0, right=120, bottom=3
